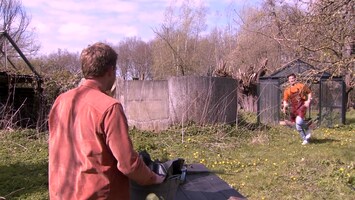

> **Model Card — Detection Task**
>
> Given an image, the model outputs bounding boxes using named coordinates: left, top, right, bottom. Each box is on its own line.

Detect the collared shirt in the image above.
left=49, top=80, right=157, bottom=200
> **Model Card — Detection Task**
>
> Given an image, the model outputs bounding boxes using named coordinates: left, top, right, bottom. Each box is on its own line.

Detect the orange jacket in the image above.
left=49, top=80, right=157, bottom=200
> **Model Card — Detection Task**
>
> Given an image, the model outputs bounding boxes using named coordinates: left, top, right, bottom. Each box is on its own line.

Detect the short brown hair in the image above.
left=80, top=42, right=117, bottom=78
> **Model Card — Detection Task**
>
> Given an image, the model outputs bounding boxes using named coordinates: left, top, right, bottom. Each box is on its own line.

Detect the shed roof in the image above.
left=262, top=59, right=332, bottom=79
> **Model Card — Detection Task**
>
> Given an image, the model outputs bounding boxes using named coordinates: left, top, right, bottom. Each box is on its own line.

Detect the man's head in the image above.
left=287, top=73, right=297, bottom=85
left=80, top=42, right=118, bottom=79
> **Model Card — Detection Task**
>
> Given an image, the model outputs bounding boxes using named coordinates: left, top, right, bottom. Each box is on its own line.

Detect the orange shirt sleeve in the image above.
left=283, top=87, right=290, bottom=101
left=102, top=103, right=157, bottom=185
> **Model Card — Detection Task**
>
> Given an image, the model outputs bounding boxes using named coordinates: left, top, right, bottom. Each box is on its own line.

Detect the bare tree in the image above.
left=225, top=6, right=279, bottom=111
left=152, top=0, right=207, bottom=79
left=29, top=50, right=81, bottom=118
left=0, top=0, right=39, bottom=64
left=40, top=49, right=80, bottom=74
left=115, top=37, right=153, bottom=80
left=302, top=0, right=354, bottom=107
left=260, top=0, right=354, bottom=108
left=115, top=41, right=130, bottom=80
left=130, top=40, right=153, bottom=80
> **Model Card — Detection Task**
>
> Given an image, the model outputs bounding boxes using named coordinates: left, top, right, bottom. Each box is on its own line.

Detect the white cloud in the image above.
left=58, top=23, right=91, bottom=37
left=22, top=0, right=260, bottom=55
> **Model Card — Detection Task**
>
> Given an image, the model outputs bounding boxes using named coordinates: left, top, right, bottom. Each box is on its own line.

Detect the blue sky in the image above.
left=23, top=0, right=261, bottom=55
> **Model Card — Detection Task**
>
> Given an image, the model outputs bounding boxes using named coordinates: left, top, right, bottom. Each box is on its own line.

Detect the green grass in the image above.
left=0, top=112, right=354, bottom=200
left=0, top=130, right=48, bottom=200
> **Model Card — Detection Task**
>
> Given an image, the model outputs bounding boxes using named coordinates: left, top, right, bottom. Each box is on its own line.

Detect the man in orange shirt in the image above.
left=48, top=42, right=164, bottom=199
left=282, top=73, right=312, bottom=145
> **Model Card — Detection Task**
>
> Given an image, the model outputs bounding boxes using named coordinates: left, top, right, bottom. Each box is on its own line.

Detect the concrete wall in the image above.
left=116, top=76, right=237, bottom=131
left=116, top=79, right=170, bottom=130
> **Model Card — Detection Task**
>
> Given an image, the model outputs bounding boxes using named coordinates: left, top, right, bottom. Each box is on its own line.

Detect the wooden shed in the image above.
left=257, top=59, right=346, bottom=127
left=0, top=31, right=44, bottom=130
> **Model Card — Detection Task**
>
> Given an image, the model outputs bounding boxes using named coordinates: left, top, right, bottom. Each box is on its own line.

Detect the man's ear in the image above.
left=107, top=66, right=115, bottom=75
left=111, top=66, right=117, bottom=73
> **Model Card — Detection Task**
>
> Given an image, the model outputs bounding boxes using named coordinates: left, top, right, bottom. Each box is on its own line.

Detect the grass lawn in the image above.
left=0, top=111, right=354, bottom=200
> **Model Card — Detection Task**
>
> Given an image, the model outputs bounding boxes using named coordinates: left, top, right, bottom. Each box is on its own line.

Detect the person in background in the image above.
left=48, top=42, right=164, bottom=200
left=282, top=73, right=312, bottom=145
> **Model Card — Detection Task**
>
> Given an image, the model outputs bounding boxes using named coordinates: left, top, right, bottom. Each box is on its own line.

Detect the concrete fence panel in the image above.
left=169, top=76, right=237, bottom=125
left=116, top=76, right=237, bottom=131
left=116, top=79, right=170, bottom=130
